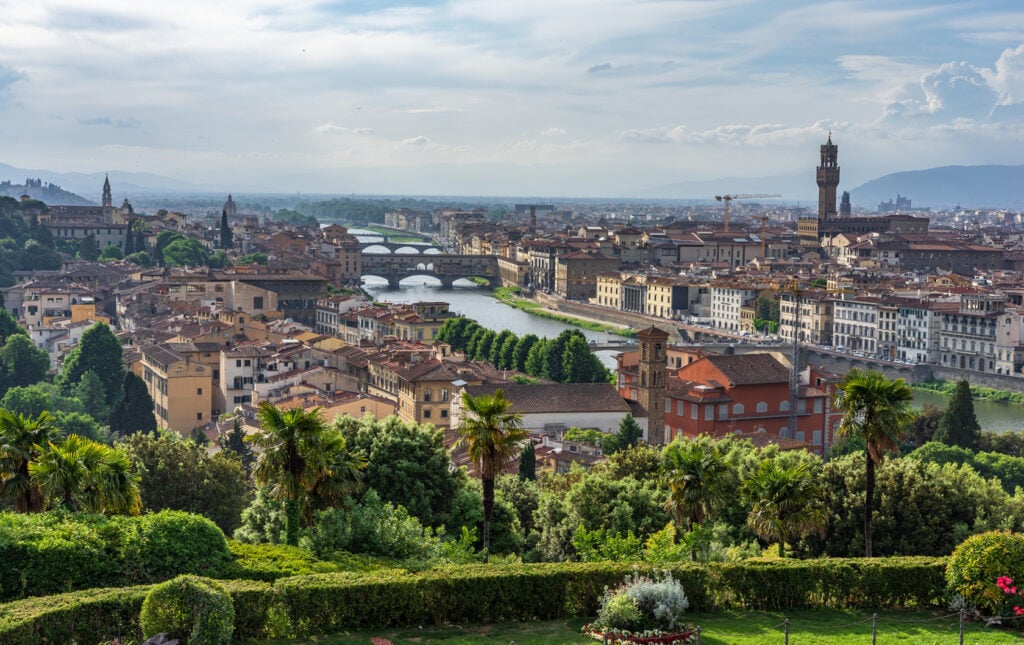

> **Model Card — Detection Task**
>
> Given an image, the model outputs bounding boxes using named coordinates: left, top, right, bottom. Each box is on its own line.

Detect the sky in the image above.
left=0, top=0, right=1023, bottom=198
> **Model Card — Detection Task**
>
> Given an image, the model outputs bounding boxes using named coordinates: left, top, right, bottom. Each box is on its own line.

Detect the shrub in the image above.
left=120, top=510, right=232, bottom=583
left=595, top=570, right=689, bottom=632
left=224, top=541, right=344, bottom=581
left=303, top=490, right=432, bottom=560
left=947, top=531, right=1024, bottom=614
left=139, top=575, right=235, bottom=645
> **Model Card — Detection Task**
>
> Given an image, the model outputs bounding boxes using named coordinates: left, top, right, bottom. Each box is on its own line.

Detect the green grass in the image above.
left=248, top=610, right=1024, bottom=644
left=356, top=225, right=436, bottom=244
left=492, top=287, right=636, bottom=338
left=914, top=380, right=1024, bottom=406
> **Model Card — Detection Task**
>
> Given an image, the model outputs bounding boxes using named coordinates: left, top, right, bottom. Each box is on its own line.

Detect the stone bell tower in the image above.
left=816, top=133, right=840, bottom=221
left=636, top=325, right=669, bottom=445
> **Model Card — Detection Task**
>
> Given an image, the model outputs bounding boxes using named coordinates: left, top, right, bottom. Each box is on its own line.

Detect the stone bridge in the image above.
left=360, top=253, right=500, bottom=288
left=359, top=239, right=438, bottom=254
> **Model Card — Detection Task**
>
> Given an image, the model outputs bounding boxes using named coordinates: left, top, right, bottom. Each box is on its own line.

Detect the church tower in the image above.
left=636, top=326, right=669, bottom=445
left=816, top=134, right=839, bottom=220
left=101, top=174, right=113, bottom=222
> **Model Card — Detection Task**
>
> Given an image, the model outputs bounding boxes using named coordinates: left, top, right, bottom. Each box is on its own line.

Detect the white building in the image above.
left=833, top=296, right=880, bottom=355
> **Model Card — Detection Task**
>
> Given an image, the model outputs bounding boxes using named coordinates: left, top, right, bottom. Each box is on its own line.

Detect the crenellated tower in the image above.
left=816, top=134, right=840, bottom=221
left=636, top=325, right=669, bottom=445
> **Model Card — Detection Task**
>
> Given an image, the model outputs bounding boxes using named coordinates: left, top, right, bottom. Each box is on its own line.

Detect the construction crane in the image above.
left=714, top=193, right=782, bottom=233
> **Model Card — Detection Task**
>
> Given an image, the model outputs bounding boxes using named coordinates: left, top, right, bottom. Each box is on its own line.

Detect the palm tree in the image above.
left=741, top=460, right=826, bottom=557
left=252, top=402, right=365, bottom=545
left=453, top=389, right=526, bottom=560
left=661, top=438, right=731, bottom=532
left=29, top=435, right=141, bottom=514
left=0, top=410, right=58, bottom=512
left=834, top=368, right=915, bottom=557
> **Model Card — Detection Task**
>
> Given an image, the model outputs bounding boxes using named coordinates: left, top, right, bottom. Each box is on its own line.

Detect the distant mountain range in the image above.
left=0, top=179, right=92, bottom=206
left=1, top=160, right=1021, bottom=210
left=848, top=165, right=1024, bottom=210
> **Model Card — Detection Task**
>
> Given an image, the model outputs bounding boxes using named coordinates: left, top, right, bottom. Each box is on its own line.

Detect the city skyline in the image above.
left=0, top=1, right=1023, bottom=197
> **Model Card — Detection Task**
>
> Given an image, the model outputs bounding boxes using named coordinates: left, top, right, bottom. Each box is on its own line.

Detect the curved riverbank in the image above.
left=492, top=287, right=635, bottom=337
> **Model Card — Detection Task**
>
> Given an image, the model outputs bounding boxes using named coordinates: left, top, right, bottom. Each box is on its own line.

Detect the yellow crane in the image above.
left=714, top=193, right=782, bottom=232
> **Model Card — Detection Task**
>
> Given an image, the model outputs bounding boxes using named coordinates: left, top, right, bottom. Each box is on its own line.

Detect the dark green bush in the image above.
left=140, top=576, right=235, bottom=645
left=0, top=585, right=148, bottom=644
left=947, top=531, right=1024, bottom=614
left=0, top=510, right=231, bottom=599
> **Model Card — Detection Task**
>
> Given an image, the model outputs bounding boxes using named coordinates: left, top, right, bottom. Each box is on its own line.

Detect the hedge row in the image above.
left=0, top=557, right=948, bottom=642
left=0, top=511, right=231, bottom=600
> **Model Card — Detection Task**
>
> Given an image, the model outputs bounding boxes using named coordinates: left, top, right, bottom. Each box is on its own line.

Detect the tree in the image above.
left=834, top=368, right=915, bottom=557
left=78, top=234, right=99, bottom=261
left=489, top=330, right=515, bottom=367
left=497, top=332, right=518, bottom=370
left=741, top=460, right=826, bottom=556
left=524, top=338, right=548, bottom=377
left=606, top=414, right=643, bottom=455
left=335, top=414, right=459, bottom=528
left=29, top=434, right=141, bottom=514
left=0, top=309, right=25, bottom=345
left=934, top=380, right=981, bottom=450
left=453, top=389, right=527, bottom=560
left=561, top=334, right=607, bottom=383
left=252, top=402, right=365, bottom=545
left=108, top=372, right=157, bottom=436
left=220, top=210, right=233, bottom=249
left=473, top=330, right=496, bottom=362
left=2, top=382, right=86, bottom=419
left=219, top=417, right=254, bottom=476
left=0, top=410, right=58, bottom=512
left=543, top=330, right=578, bottom=382
left=513, top=334, right=540, bottom=372
left=99, top=244, right=123, bottom=261
left=153, top=231, right=183, bottom=267
left=121, top=433, right=249, bottom=533
left=906, top=403, right=944, bottom=449
left=162, top=238, right=210, bottom=267
left=661, top=439, right=732, bottom=533
left=0, top=333, right=49, bottom=394
left=518, top=440, right=536, bottom=480
left=74, top=370, right=109, bottom=422
left=58, top=322, right=125, bottom=407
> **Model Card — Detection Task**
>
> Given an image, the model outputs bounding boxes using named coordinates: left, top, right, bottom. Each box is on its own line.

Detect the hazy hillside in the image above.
left=637, top=172, right=813, bottom=202
left=0, top=178, right=91, bottom=206
left=0, top=162, right=219, bottom=200
left=850, top=165, right=1024, bottom=210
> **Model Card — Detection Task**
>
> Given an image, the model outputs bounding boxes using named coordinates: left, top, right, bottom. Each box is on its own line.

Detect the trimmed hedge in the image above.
left=224, top=541, right=346, bottom=581
left=0, top=510, right=232, bottom=600
left=140, top=576, right=235, bottom=644
left=0, top=557, right=948, bottom=642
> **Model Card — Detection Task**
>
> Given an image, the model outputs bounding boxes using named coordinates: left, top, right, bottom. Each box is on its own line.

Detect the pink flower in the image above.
left=1015, top=606, right=1024, bottom=616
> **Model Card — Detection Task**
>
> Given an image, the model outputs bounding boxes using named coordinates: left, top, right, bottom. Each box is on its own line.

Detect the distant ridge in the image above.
left=850, top=165, right=1024, bottom=210
left=0, top=179, right=91, bottom=206
left=0, top=162, right=222, bottom=199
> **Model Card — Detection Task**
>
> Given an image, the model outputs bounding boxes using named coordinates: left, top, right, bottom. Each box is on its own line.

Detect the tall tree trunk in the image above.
left=482, top=476, right=494, bottom=563
left=285, top=497, right=301, bottom=546
left=864, top=449, right=874, bottom=558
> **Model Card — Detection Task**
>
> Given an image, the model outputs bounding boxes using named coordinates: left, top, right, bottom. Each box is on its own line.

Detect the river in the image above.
left=352, top=229, right=1024, bottom=432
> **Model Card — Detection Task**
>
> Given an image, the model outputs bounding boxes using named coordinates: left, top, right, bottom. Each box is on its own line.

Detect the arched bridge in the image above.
left=358, top=239, right=438, bottom=254
left=361, top=253, right=499, bottom=288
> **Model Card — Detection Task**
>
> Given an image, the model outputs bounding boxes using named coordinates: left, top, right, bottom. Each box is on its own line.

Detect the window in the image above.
left=441, top=409, right=448, bottom=418
left=236, top=359, right=241, bottom=367
left=244, top=359, right=251, bottom=367
left=780, top=400, right=790, bottom=412
left=196, top=412, right=203, bottom=421
left=704, top=405, right=714, bottom=421
left=423, top=409, right=432, bottom=419
left=755, top=401, right=768, bottom=413
left=253, top=297, right=264, bottom=310
left=691, top=404, right=698, bottom=419
left=677, top=400, right=684, bottom=415
left=814, top=398, right=823, bottom=413
left=732, top=403, right=744, bottom=415
left=197, top=388, right=203, bottom=395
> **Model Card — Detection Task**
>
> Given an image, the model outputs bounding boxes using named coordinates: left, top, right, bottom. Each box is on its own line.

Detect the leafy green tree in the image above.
left=518, top=440, right=536, bottom=480
left=465, top=327, right=487, bottom=358
left=543, top=330, right=578, bottom=382
left=18, top=240, right=60, bottom=270
left=252, top=402, right=365, bottom=545
left=513, top=333, right=540, bottom=372
left=0, top=309, right=25, bottom=345
left=453, top=389, right=527, bottom=560
left=108, top=372, right=157, bottom=437
left=473, top=330, right=496, bottom=362
left=58, top=322, right=125, bottom=407
left=906, top=403, right=944, bottom=449
left=607, top=414, right=643, bottom=455
left=0, top=410, right=58, bottom=512
left=30, top=434, right=140, bottom=514
left=741, top=461, right=826, bottom=557
left=124, top=251, right=152, bottom=267
left=498, top=332, right=518, bottom=370
left=78, top=234, right=99, bottom=261
left=561, top=334, right=608, bottom=383
left=661, top=439, right=731, bottom=532
left=980, top=430, right=1024, bottom=458
left=0, top=333, right=49, bottom=394
left=233, top=486, right=286, bottom=544
left=52, top=411, right=102, bottom=441
left=238, top=252, right=267, bottom=265
left=207, top=250, right=230, bottom=269
left=934, top=380, right=981, bottom=450
left=335, top=414, right=459, bottom=528
left=834, top=368, right=915, bottom=557
left=99, top=244, right=123, bottom=261
left=162, top=238, right=211, bottom=267
left=121, top=433, right=249, bottom=533
left=73, top=370, right=109, bottom=422
left=755, top=294, right=780, bottom=323
left=153, top=231, right=183, bottom=266
left=489, top=330, right=515, bottom=367
left=524, top=338, right=548, bottom=376
left=1, top=382, right=86, bottom=419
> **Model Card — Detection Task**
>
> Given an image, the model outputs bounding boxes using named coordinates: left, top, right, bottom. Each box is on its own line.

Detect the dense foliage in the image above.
left=140, top=575, right=235, bottom=645
left=437, top=317, right=610, bottom=383
left=946, top=531, right=1024, bottom=615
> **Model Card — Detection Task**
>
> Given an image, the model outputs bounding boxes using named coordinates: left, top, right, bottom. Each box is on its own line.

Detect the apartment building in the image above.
left=141, top=344, right=214, bottom=435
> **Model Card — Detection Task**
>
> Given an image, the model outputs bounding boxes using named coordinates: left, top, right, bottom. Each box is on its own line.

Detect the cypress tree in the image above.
left=108, top=371, right=157, bottom=436
left=220, top=210, right=234, bottom=249
left=934, top=380, right=981, bottom=450
left=518, top=441, right=536, bottom=481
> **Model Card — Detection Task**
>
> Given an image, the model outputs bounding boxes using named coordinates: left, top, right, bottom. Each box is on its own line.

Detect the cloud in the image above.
left=989, top=44, right=1024, bottom=105
left=77, top=116, right=141, bottom=128
left=402, top=135, right=431, bottom=146
left=619, top=121, right=844, bottom=146
left=314, top=122, right=373, bottom=135
left=540, top=127, right=565, bottom=137
left=587, top=62, right=612, bottom=73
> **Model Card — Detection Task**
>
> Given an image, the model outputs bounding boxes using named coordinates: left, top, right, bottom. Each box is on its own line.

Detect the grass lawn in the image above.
left=248, top=609, right=1024, bottom=644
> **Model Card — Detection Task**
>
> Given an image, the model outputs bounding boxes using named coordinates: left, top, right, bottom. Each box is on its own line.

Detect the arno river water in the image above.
left=353, top=229, right=1024, bottom=434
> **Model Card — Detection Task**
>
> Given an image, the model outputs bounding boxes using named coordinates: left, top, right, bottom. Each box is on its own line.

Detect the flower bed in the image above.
left=582, top=623, right=697, bottom=644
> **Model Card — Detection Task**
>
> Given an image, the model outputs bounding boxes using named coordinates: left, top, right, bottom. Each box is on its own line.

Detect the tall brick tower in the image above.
left=816, top=133, right=840, bottom=221
left=636, top=325, right=668, bottom=445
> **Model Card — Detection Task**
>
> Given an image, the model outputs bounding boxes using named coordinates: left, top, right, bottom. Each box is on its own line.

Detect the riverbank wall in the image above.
left=533, top=292, right=688, bottom=342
